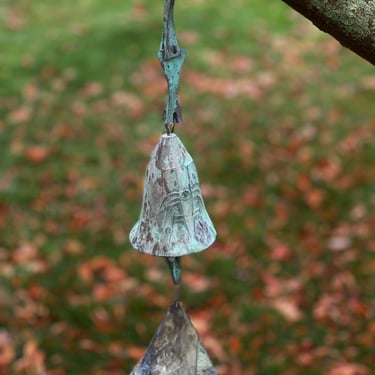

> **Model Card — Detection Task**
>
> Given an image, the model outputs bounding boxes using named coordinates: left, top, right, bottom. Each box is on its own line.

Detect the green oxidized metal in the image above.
left=130, top=301, right=217, bottom=375
left=130, top=133, right=216, bottom=257
left=129, top=1, right=219, bottom=371
left=167, top=256, right=181, bottom=286
left=158, top=0, right=186, bottom=131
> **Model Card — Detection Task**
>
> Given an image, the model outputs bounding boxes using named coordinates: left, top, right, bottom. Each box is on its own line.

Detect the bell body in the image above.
left=130, top=133, right=216, bottom=257
left=130, top=302, right=217, bottom=374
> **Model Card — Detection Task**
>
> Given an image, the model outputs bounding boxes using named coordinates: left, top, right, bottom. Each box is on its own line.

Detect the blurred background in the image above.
left=1, top=1, right=375, bottom=374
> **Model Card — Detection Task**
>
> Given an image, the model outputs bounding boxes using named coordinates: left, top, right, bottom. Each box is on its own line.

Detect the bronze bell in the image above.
left=130, top=133, right=216, bottom=257
left=130, top=301, right=217, bottom=374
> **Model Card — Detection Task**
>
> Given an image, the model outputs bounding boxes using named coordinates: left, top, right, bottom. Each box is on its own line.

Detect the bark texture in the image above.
left=282, top=0, right=375, bottom=65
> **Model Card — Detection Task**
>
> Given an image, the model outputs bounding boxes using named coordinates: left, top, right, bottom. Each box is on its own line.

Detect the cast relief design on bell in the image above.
left=130, top=133, right=216, bottom=257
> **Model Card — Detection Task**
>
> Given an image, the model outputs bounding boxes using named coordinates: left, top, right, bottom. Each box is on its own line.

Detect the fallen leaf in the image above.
left=269, top=241, right=292, bottom=262
left=0, top=330, right=14, bottom=367
left=360, top=75, right=375, bottom=90
left=126, top=346, right=146, bottom=361
left=13, top=340, right=47, bottom=375
left=179, top=30, right=200, bottom=45
left=82, top=82, right=103, bottom=97
left=229, top=336, right=242, bottom=354
left=111, top=91, right=144, bottom=118
left=231, top=55, right=254, bottom=73
left=22, top=81, right=39, bottom=100
left=25, top=146, right=49, bottom=164
left=304, top=188, right=325, bottom=209
left=327, top=236, right=352, bottom=251
left=183, top=272, right=211, bottom=293
left=328, top=362, right=370, bottom=375
left=12, top=242, right=38, bottom=263
left=270, top=298, right=303, bottom=322
left=9, top=107, right=32, bottom=123
left=185, top=70, right=264, bottom=100
left=78, top=257, right=126, bottom=284
left=6, top=9, right=25, bottom=30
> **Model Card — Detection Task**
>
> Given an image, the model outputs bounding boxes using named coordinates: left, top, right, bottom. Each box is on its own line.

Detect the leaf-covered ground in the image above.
left=1, top=1, right=375, bottom=374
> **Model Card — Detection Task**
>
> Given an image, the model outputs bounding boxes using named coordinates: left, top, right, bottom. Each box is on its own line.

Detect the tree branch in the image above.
left=281, top=0, right=375, bottom=65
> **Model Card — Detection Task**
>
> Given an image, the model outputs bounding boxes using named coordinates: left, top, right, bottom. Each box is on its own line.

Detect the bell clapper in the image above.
left=167, top=256, right=181, bottom=287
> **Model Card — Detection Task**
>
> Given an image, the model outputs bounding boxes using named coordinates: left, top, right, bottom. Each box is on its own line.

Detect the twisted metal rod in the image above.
left=157, top=0, right=186, bottom=135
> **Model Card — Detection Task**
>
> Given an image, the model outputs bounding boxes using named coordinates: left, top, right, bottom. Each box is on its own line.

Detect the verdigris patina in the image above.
left=157, top=0, right=186, bottom=134
left=129, top=133, right=216, bottom=259
left=129, top=1, right=219, bottom=371
left=130, top=302, right=217, bottom=375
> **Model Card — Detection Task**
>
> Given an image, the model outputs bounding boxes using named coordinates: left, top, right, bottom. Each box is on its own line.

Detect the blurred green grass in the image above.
left=1, top=1, right=375, bottom=374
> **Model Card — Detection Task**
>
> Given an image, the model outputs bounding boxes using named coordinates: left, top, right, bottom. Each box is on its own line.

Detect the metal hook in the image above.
left=158, top=0, right=186, bottom=130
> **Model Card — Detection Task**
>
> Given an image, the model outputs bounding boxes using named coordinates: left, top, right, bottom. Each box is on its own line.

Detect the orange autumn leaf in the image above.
left=0, top=330, right=14, bottom=367
left=13, top=340, right=46, bottom=375
left=328, top=362, right=370, bottom=375
left=229, top=336, right=242, bottom=354
left=9, top=107, right=32, bottom=123
left=126, top=346, right=146, bottom=361
left=304, top=188, right=325, bottom=209
left=25, top=146, right=49, bottom=164
left=270, top=298, right=303, bottom=322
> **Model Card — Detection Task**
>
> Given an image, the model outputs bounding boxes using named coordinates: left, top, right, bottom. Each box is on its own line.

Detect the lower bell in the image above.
left=130, top=301, right=217, bottom=374
left=130, top=133, right=216, bottom=257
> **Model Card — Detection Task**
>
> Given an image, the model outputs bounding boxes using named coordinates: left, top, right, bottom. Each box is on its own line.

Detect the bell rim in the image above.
left=129, top=221, right=217, bottom=257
